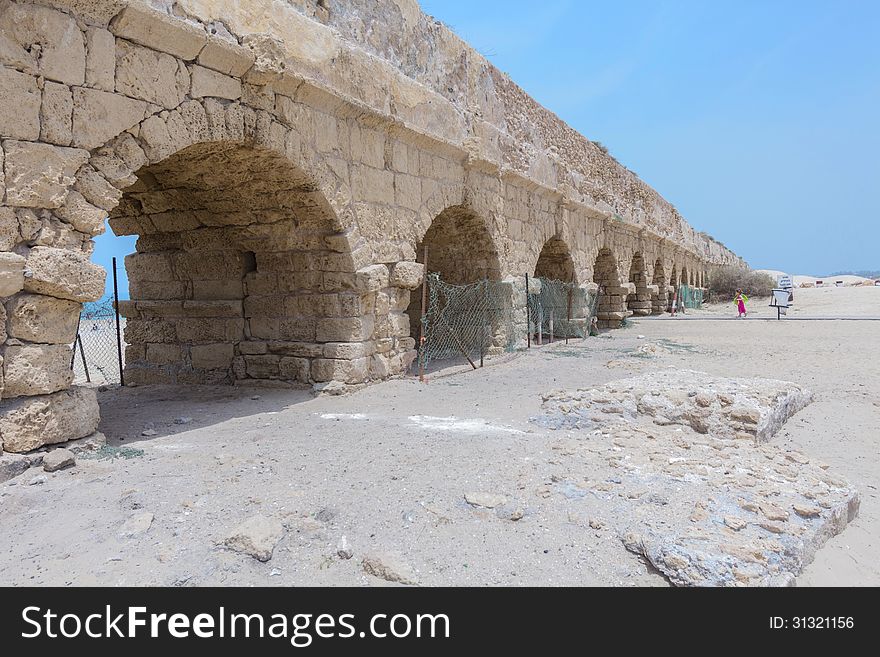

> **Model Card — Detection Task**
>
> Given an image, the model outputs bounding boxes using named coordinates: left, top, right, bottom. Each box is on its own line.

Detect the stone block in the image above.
left=85, top=27, right=116, bottom=92
left=110, top=6, right=207, bottom=61
left=6, top=293, right=80, bottom=344
left=0, top=4, right=86, bottom=85
left=24, top=246, right=106, bottom=302
left=390, top=261, right=424, bottom=290
left=322, top=341, right=374, bottom=359
left=75, top=166, right=122, bottom=211
left=115, top=40, right=190, bottom=109
left=191, top=343, right=234, bottom=369
left=2, top=140, right=89, bottom=208
left=72, top=87, right=149, bottom=149
left=316, top=316, right=375, bottom=342
left=124, top=252, right=174, bottom=282
left=176, top=318, right=244, bottom=343
left=198, top=35, right=255, bottom=77
left=267, top=341, right=324, bottom=358
left=146, top=343, right=183, bottom=365
left=279, top=356, right=310, bottom=382
left=0, top=386, right=100, bottom=452
left=0, top=252, right=26, bottom=297
left=244, top=355, right=280, bottom=378
left=1, top=344, right=73, bottom=397
left=55, top=191, right=107, bottom=236
left=191, top=65, right=242, bottom=100
left=40, top=81, right=73, bottom=146
left=182, top=300, right=243, bottom=317
left=0, top=68, right=41, bottom=141
left=354, top=264, right=389, bottom=293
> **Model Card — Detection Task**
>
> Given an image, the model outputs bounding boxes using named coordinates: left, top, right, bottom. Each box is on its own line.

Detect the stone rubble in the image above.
left=533, top=370, right=859, bottom=586
left=537, top=369, right=813, bottom=443
left=42, top=448, right=75, bottom=472
left=222, top=514, right=285, bottom=562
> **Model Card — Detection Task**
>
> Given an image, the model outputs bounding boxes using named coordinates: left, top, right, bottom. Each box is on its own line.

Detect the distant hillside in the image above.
left=829, top=270, right=880, bottom=279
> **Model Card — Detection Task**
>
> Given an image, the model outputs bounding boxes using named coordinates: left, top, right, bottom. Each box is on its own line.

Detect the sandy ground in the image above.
left=1, top=286, right=877, bottom=586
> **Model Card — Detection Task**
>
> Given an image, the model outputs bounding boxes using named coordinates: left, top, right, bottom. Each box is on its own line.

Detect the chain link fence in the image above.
left=528, top=277, right=598, bottom=342
left=72, top=295, right=125, bottom=385
left=679, top=284, right=704, bottom=309
left=416, top=273, right=517, bottom=374
left=415, top=274, right=601, bottom=375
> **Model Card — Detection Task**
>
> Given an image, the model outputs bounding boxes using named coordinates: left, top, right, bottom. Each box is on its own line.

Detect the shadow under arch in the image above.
left=651, top=258, right=667, bottom=313
left=592, top=247, right=627, bottom=329
left=626, top=252, right=651, bottom=316
left=534, top=235, right=577, bottom=283
left=110, top=141, right=383, bottom=388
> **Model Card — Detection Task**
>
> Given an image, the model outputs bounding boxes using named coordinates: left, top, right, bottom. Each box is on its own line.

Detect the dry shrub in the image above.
left=709, top=266, right=775, bottom=301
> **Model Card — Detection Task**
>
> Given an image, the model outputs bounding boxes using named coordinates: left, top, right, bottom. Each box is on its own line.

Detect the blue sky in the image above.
left=94, top=0, right=879, bottom=298
left=421, top=0, right=879, bottom=275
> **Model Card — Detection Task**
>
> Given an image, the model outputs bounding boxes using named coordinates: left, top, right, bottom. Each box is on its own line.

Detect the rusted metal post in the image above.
left=480, top=280, right=487, bottom=368
left=418, top=247, right=428, bottom=382
left=525, top=273, right=531, bottom=348
left=566, top=287, right=572, bottom=344
left=112, top=256, right=125, bottom=386
left=77, top=334, right=91, bottom=383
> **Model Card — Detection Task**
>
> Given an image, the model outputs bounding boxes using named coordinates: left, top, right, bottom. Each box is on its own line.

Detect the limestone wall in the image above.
left=1, top=0, right=740, bottom=453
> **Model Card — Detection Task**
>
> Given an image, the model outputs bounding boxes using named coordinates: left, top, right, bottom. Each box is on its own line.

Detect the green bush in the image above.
left=708, top=266, right=775, bottom=301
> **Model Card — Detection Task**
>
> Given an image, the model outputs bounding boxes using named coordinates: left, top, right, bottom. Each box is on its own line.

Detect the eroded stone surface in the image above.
left=0, top=386, right=100, bottom=453
left=533, top=371, right=858, bottom=586
left=537, top=370, right=813, bottom=443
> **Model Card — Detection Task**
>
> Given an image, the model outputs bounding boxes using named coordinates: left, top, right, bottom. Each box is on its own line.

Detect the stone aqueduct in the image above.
left=0, top=0, right=741, bottom=452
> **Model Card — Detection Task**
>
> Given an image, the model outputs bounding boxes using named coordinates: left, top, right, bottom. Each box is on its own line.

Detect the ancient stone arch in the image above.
left=592, top=248, right=627, bottom=328
left=626, top=252, right=651, bottom=316
left=534, top=236, right=576, bottom=283
left=0, top=0, right=743, bottom=453
left=405, top=204, right=501, bottom=334
left=651, top=258, right=668, bottom=313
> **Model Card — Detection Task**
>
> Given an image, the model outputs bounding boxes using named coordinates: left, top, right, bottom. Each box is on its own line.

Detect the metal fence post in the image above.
left=418, top=247, right=429, bottom=382
left=112, top=256, right=125, bottom=386
left=525, top=273, right=531, bottom=348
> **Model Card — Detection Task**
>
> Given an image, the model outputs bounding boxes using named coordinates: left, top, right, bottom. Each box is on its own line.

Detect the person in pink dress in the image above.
left=734, top=289, right=749, bottom=318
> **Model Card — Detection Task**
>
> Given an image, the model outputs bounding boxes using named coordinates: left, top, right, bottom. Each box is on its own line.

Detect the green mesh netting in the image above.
left=417, top=273, right=516, bottom=372
left=679, top=284, right=704, bottom=309
left=528, top=278, right=597, bottom=341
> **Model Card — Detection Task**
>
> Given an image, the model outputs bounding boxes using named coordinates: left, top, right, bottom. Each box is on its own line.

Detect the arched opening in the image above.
left=626, top=252, right=652, bottom=316
left=680, top=265, right=690, bottom=291
left=651, top=259, right=667, bottom=314
left=111, top=142, right=371, bottom=387
left=534, top=236, right=576, bottom=283
left=592, top=248, right=627, bottom=329
left=406, top=206, right=504, bottom=365
left=532, top=236, right=586, bottom=341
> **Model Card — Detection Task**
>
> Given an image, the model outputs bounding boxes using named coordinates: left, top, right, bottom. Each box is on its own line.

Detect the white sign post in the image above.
left=769, top=288, right=791, bottom=320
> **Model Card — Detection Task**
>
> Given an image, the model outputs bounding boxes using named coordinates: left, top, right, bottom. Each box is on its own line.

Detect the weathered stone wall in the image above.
left=1, top=0, right=740, bottom=453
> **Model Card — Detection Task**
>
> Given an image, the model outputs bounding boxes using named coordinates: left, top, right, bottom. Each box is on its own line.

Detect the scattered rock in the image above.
left=361, top=552, right=418, bottom=585
left=464, top=492, right=507, bottom=508
left=793, top=503, right=821, bottom=518
left=42, top=448, right=75, bottom=472
left=314, top=507, right=336, bottom=524
left=173, top=416, right=193, bottom=425
left=759, top=502, right=789, bottom=522
left=0, top=453, right=33, bottom=483
left=724, top=515, right=747, bottom=531
left=141, top=429, right=157, bottom=437
left=337, top=535, right=353, bottom=559
left=29, top=474, right=48, bottom=485
left=119, top=512, right=154, bottom=538
left=223, top=515, right=285, bottom=562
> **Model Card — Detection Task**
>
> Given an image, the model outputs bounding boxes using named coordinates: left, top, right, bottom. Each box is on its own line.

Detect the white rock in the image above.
left=223, top=515, right=285, bottom=562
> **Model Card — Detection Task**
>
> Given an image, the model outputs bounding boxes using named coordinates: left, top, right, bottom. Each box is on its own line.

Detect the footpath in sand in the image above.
left=0, top=286, right=877, bottom=586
